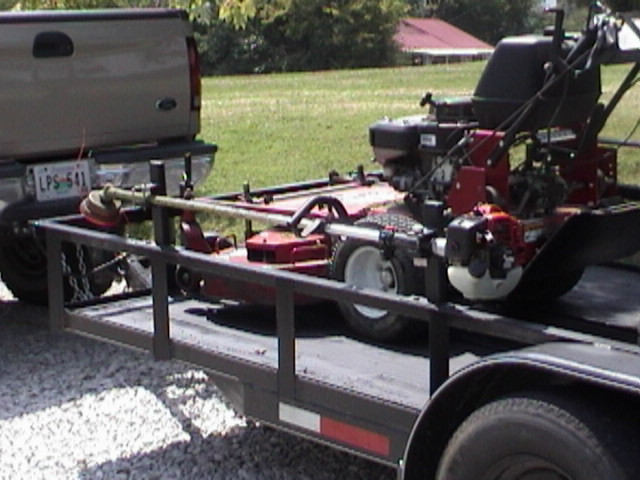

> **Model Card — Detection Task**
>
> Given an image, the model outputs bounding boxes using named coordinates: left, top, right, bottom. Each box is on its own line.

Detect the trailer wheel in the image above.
left=331, top=213, right=421, bottom=341
left=436, top=394, right=629, bottom=480
left=0, top=231, right=114, bottom=305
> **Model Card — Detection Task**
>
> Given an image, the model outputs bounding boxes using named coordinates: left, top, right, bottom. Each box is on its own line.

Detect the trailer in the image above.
left=39, top=159, right=640, bottom=480
left=36, top=5, right=640, bottom=479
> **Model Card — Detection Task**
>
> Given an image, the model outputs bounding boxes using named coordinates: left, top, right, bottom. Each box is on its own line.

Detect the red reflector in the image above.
left=320, top=417, right=390, bottom=456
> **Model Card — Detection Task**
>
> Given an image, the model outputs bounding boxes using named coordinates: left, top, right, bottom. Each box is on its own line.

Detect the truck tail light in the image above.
left=187, top=37, right=201, bottom=112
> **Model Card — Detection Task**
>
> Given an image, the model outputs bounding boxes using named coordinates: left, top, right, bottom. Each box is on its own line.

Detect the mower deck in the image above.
left=192, top=179, right=406, bottom=303
left=214, top=180, right=405, bottom=219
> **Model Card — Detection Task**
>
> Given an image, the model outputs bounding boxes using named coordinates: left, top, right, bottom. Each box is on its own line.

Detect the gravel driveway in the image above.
left=0, top=287, right=395, bottom=480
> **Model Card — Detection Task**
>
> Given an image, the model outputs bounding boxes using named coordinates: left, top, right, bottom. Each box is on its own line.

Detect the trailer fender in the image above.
left=401, top=341, right=640, bottom=480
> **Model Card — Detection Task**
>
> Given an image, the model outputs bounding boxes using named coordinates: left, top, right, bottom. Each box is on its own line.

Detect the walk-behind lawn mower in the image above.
left=82, top=5, right=640, bottom=341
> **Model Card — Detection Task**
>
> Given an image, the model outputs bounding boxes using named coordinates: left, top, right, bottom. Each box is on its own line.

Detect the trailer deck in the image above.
left=68, top=295, right=495, bottom=410
left=65, top=264, right=640, bottom=407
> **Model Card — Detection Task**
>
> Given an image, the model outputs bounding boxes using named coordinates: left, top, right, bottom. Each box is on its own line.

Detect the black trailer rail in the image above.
left=38, top=195, right=640, bottom=474
left=42, top=211, right=462, bottom=465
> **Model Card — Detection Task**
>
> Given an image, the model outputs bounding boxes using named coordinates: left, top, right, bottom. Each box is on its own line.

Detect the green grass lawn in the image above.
left=199, top=62, right=483, bottom=195
left=198, top=62, right=640, bottom=197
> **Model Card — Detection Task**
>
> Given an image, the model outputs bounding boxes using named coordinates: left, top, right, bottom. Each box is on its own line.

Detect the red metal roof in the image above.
left=394, top=18, right=493, bottom=51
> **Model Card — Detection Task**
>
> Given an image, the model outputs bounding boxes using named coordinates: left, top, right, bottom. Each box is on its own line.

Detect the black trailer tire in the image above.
left=331, top=213, right=422, bottom=341
left=435, top=394, right=629, bottom=480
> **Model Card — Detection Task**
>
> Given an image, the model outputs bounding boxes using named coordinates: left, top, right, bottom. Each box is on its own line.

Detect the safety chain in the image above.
left=76, top=245, right=92, bottom=298
left=61, top=245, right=93, bottom=303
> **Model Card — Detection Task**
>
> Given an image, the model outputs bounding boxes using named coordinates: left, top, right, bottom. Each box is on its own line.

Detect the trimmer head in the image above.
left=79, top=189, right=122, bottom=227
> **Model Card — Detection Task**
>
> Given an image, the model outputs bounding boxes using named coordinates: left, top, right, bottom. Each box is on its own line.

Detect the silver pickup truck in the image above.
left=0, top=8, right=216, bottom=303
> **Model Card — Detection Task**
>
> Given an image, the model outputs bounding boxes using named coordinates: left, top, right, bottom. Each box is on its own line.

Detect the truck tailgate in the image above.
left=0, top=9, right=195, bottom=159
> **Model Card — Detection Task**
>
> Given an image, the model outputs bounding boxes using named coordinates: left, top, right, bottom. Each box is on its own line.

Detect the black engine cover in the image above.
left=445, top=215, right=488, bottom=265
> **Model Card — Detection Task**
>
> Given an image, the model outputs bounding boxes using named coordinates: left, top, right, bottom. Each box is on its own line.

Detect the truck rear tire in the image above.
left=0, top=234, right=49, bottom=304
left=435, top=394, right=629, bottom=480
left=0, top=232, right=114, bottom=305
left=331, top=213, right=423, bottom=341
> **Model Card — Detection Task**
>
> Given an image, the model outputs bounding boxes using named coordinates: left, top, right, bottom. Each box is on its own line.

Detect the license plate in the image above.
left=33, top=160, right=91, bottom=201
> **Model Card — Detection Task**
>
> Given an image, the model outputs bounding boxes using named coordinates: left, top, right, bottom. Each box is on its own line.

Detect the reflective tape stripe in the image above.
left=279, top=402, right=320, bottom=432
left=279, top=402, right=390, bottom=457
left=320, top=416, right=390, bottom=456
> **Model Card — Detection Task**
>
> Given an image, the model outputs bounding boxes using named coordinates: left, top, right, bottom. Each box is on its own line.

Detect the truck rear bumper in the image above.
left=91, top=141, right=216, bottom=196
left=0, top=140, right=216, bottom=225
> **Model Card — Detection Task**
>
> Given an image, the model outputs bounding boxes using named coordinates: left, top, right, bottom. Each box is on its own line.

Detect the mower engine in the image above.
left=368, top=7, right=635, bottom=300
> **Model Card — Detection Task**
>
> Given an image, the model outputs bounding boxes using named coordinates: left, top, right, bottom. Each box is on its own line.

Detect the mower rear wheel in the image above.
left=331, top=213, right=422, bottom=341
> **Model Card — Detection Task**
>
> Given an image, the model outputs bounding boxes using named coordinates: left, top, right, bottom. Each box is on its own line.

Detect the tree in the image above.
left=553, top=1, right=640, bottom=31
left=406, top=0, right=440, bottom=17
left=217, top=0, right=257, bottom=28
left=199, top=0, right=407, bottom=74
left=265, top=0, right=407, bottom=71
left=437, top=0, right=544, bottom=44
